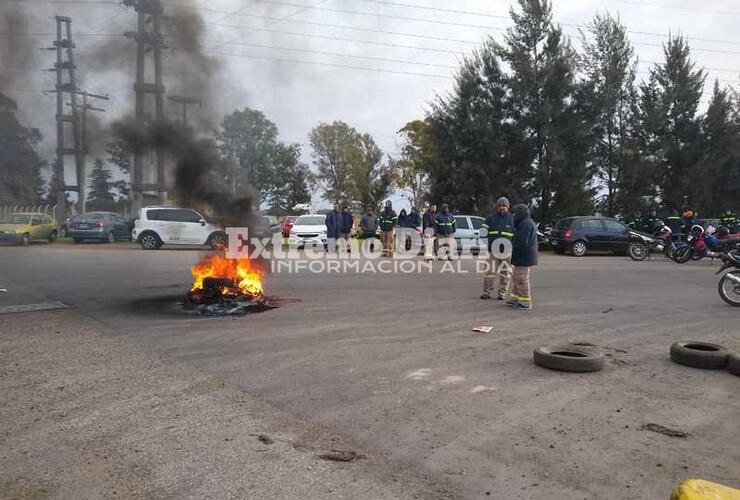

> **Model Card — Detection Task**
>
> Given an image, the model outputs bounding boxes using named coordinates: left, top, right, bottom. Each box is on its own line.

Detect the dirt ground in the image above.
left=1, top=245, right=739, bottom=499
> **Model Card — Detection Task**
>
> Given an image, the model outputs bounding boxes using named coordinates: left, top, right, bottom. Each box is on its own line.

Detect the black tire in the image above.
left=533, top=345, right=605, bottom=373
left=208, top=232, right=228, bottom=251
left=20, top=233, right=30, bottom=246
left=73, top=238, right=83, bottom=244
left=728, top=354, right=740, bottom=376
left=59, top=227, right=67, bottom=238
left=139, top=231, right=162, bottom=250
left=718, top=271, right=740, bottom=307
left=570, top=240, right=588, bottom=257
left=674, top=246, right=693, bottom=264
left=628, top=242, right=648, bottom=261
left=669, top=341, right=729, bottom=369
left=105, top=232, right=116, bottom=244
left=47, top=230, right=57, bottom=243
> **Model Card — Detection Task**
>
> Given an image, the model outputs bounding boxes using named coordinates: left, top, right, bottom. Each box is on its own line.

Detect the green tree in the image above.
left=698, top=81, right=740, bottom=216
left=502, top=0, right=594, bottom=222
left=217, top=108, right=280, bottom=202
left=0, top=97, right=45, bottom=205
left=309, top=121, right=392, bottom=208
left=396, top=120, right=433, bottom=208
left=581, top=12, right=637, bottom=216
left=266, top=143, right=314, bottom=214
left=87, top=159, right=115, bottom=204
left=652, top=35, right=706, bottom=210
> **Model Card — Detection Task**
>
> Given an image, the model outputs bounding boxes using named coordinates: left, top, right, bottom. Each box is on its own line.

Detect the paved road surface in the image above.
left=1, top=244, right=738, bottom=498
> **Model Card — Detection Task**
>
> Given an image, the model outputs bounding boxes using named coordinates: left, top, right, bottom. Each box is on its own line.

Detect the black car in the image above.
left=67, top=212, right=133, bottom=243
left=549, top=216, right=640, bottom=256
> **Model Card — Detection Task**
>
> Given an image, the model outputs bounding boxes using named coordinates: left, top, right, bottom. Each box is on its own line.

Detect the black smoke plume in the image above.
left=112, top=118, right=257, bottom=228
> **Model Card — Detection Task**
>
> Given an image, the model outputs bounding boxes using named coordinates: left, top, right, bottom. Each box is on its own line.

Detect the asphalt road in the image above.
left=1, top=243, right=739, bottom=499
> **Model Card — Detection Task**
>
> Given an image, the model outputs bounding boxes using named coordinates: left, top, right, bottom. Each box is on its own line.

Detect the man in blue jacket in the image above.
left=339, top=205, right=354, bottom=252
left=325, top=203, right=341, bottom=253
left=434, top=204, right=456, bottom=260
left=507, top=204, right=538, bottom=311
left=481, top=197, right=514, bottom=300
left=422, top=204, right=437, bottom=261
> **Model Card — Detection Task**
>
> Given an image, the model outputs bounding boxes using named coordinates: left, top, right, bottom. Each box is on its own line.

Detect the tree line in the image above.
left=2, top=0, right=738, bottom=220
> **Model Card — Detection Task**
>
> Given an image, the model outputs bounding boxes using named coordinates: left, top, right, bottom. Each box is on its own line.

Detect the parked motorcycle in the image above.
left=673, top=225, right=740, bottom=263
left=627, top=225, right=674, bottom=261
left=716, top=252, right=740, bottom=306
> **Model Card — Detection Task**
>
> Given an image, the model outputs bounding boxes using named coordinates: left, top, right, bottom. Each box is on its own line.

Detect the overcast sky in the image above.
left=2, top=0, right=739, bottom=209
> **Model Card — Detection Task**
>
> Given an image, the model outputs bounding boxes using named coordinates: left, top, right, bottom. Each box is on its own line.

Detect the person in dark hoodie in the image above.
left=325, top=203, right=341, bottom=253
left=481, top=197, right=514, bottom=300
left=422, top=204, right=437, bottom=261
left=379, top=201, right=398, bottom=257
left=507, top=204, right=538, bottom=311
left=339, top=205, right=354, bottom=252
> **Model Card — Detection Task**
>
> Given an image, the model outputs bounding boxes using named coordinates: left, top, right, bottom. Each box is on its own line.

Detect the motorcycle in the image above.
left=627, top=225, right=675, bottom=261
left=673, top=225, right=740, bottom=263
left=716, top=252, right=740, bottom=306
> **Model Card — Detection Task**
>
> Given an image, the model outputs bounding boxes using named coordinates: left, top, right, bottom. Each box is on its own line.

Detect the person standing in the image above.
left=360, top=207, right=378, bottom=239
left=507, top=204, right=538, bottom=311
left=325, top=203, right=341, bottom=253
left=480, top=197, right=514, bottom=300
left=434, top=204, right=456, bottom=260
left=340, top=205, right=353, bottom=252
left=379, top=201, right=398, bottom=257
left=423, top=204, right=437, bottom=261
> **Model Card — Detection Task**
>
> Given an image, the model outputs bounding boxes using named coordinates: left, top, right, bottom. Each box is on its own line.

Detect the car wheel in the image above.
left=628, top=242, right=648, bottom=261
left=59, top=227, right=67, bottom=238
left=106, top=232, right=116, bottom=244
left=669, top=341, right=729, bottom=369
left=139, top=231, right=162, bottom=250
left=533, top=345, right=605, bottom=373
left=209, top=232, right=228, bottom=251
left=20, top=233, right=30, bottom=246
left=48, top=230, right=58, bottom=243
left=570, top=240, right=588, bottom=257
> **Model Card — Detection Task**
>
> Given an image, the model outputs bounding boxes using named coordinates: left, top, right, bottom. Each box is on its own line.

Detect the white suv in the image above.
left=132, top=207, right=227, bottom=250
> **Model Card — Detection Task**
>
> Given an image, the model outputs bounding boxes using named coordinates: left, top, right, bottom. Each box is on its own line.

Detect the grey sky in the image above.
left=2, top=0, right=739, bottom=209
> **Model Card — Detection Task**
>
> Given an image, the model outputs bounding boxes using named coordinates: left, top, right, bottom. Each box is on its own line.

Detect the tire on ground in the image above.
left=669, top=341, right=729, bottom=369
left=533, top=345, right=605, bottom=373
left=727, top=353, right=740, bottom=376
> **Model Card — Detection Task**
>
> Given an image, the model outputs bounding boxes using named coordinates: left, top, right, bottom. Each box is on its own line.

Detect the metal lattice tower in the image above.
left=124, top=0, right=167, bottom=209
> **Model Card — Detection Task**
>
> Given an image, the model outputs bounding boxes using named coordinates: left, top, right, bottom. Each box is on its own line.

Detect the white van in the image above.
left=131, top=207, right=227, bottom=250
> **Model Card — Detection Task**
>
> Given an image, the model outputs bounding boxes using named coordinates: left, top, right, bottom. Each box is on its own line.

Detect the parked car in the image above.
left=131, top=206, right=227, bottom=250
left=549, top=216, right=642, bottom=256
left=67, top=211, right=132, bottom=243
left=0, top=212, right=57, bottom=246
left=282, top=216, right=297, bottom=238
left=454, top=215, right=486, bottom=254
left=288, top=214, right=327, bottom=248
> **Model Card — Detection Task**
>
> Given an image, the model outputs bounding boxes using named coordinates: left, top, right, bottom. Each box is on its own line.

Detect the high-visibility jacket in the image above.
left=482, top=211, right=515, bottom=251
left=434, top=212, right=456, bottom=236
left=379, top=209, right=398, bottom=231
left=720, top=212, right=738, bottom=227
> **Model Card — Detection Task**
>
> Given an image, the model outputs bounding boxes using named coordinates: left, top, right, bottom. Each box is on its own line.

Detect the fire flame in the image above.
left=191, top=254, right=264, bottom=297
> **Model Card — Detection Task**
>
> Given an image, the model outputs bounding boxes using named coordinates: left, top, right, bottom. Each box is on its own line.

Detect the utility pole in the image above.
left=124, top=0, right=167, bottom=209
left=46, top=16, right=84, bottom=220
left=167, top=95, right=201, bottom=128
left=68, top=91, right=109, bottom=212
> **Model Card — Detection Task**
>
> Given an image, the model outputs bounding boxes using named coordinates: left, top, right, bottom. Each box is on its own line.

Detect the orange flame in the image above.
left=191, top=254, right=264, bottom=297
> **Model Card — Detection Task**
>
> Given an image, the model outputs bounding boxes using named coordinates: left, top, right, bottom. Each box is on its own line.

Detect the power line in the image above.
left=606, top=0, right=740, bottom=17
left=349, top=0, right=509, bottom=19
left=210, top=41, right=457, bottom=69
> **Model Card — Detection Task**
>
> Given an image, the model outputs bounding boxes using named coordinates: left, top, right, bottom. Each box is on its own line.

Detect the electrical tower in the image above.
left=69, top=91, right=110, bottom=212
left=46, top=16, right=84, bottom=220
left=124, top=0, right=167, bottom=209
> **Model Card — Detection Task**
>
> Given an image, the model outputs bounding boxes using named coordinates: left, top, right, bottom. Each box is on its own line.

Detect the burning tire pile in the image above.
left=183, top=254, right=275, bottom=316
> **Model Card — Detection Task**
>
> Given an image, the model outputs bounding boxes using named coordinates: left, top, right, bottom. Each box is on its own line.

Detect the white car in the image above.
left=132, top=206, right=227, bottom=250
left=454, top=215, right=486, bottom=254
left=288, top=214, right=328, bottom=248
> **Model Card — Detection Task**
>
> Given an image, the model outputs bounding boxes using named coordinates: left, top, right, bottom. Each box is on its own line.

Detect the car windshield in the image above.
left=295, top=216, right=325, bottom=225
left=0, top=214, right=31, bottom=224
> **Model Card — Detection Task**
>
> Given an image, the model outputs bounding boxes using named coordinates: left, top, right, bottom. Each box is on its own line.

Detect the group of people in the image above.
left=324, top=197, right=539, bottom=311
left=623, top=208, right=738, bottom=238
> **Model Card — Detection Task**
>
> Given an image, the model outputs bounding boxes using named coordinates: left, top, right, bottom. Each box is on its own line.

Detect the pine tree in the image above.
left=581, top=13, right=637, bottom=216
left=87, top=159, right=115, bottom=204
left=501, top=0, right=594, bottom=222
left=652, top=35, right=705, bottom=211
left=0, top=98, right=45, bottom=205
